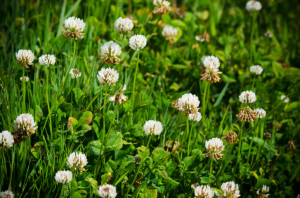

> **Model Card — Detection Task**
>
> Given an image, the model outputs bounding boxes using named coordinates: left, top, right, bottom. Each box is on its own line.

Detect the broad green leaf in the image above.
left=106, top=132, right=123, bottom=151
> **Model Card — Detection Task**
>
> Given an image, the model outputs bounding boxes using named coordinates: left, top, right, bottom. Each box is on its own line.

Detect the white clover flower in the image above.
left=0, top=131, right=14, bottom=148
left=257, top=185, right=269, bottom=198
left=67, top=152, right=88, bottom=171
left=129, top=35, right=147, bottom=51
left=39, top=54, right=56, bottom=66
left=203, top=56, right=220, bottom=69
left=201, top=56, right=207, bottom=64
left=101, top=41, right=122, bottom=64
left=153, top=0, right=171, bottom=15
left=250, top=65, right=263, bottom=75
left=264, top=31, right=273, bottom=38
left=69, top=69, right=82, bottom=78
left=14, top=113, right=38, bottom=134
left=205, top=138, right=224, bottom=158
left=97, top=68, right=119, bottom=86
left=143, top=120, right=163, bottom=136
left=16, top=49, right=34, bottom=68
left=20, top=76, right=29, bottom=82
left=177, top=93, right=200, bottom=114
left=55, top=170, right=73, bottom=184
left=98, top=184, right=117, bottom=198
left=239, top=91, right=257, bottom=103
left=194, top=185, right=215, bottom=198
left=0, top=190, right=14, bottom=198
left=114, top=17, right=134, bottom=33
left=162, top=25, right=177, bottom=41
left=64, top=16, right=85, bottom=33
left=246, top=1, right=262, bottom=12
left=254, top=108, right=266, bottom=118
left=154, top=0, right=170, bottom=6
left=281, top=95, right=289, bottom=103
left=220, top=181, right=240, bottom=198
left=188, top=112, right=202, bottom=122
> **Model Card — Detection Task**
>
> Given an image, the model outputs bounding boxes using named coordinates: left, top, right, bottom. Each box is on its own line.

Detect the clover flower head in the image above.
left=220, top=181, right=240, bottom=198
left=264, top=31, right=273, bottom=38
left=98, top=184, right=117, bottom=198
left=63, top=16, right=85, bottom=39
left=250, top=65, right=263, bottom=75
left=194, top=185, right=215, bottom=198
left=101, top=41, right=122, bottom=64
left=239, top=91, right=257, bottom=103
left=203, top=56, right=220, bottom=69
left=153, top=0, right=171, bottom=15
left=254, top=108, right=266, bottom=118
left=114, top=17, right=134, bottom=33
left=0, top=131, right=14, bottom=148
left=16, top=49, right=34, bottom=68
left=162, top=25, right=177, bottom=41
left=256, top=185, right=269, bottom=198
left=177, top=93, right=200, bottom=114
left=20, top=76, right=29, bottom=82
left=246, top=1, right=262, bottom=12
left=55, top=170, right=73, bottom=184
left=204, top=138, right=224, bottom=160
left=188, top=112, right=202, bottom=122
left=129, top=35, right=147, bottom=51
left=39, top=54, right=56, bottom=66
left=97, top=68, right=119, bottom=86
left=67, top=152, right=88, bottom=172
left=13, top=113, right=37, bottom=143
left=0, top=190, right=14, bottom=198
left=281, top=95, right=289, bottom=103
left=236, top=106, right=257, bottom=122
left=143, top=120, right=163, bottom=136
left=69, top=69, right=82, bottom=78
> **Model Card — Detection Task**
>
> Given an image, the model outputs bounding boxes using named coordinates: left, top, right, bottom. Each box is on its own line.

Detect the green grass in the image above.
left=0, top=0, right=300, bottom=197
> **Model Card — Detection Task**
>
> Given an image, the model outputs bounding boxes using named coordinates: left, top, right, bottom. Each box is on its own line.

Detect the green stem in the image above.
left=60, top=41, right=76, bottom=95
left=187, top=120, right=193, bottom=156
left=247, top=122, right=257, bottom=164
left=22, top=67, right=26, bottom=112
left=202, top=82, right=208, bottom=116
left=59, top=184, right=64, bottom=198
left=125, top=135, right=152, bottom=197
left=102, top=86, right=108, bottom=144
left=9, top=145, right=15, bottom=190
left=208, top=157, right=214, bottom=184
left=250, top=13, right=256, bottom=65
left=192, top=130, right=200, bottom=152
left=131, top=52, right=140, bottom=124
left=46, top=67, right=53, bottom=139
left=235, top=122, right=245, bottom=173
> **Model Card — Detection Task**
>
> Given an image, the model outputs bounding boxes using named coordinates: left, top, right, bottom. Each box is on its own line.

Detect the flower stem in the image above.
left=131, top=51, right=139, bottom=124
left=22, top=67, right=26, bottom=113
left=102, top=86, right=108, bottom=144
left=235, top=121, right=245, bottom=173
left=250, top=13, right=257, bottom=65
left=247, top=122, right=257, bottom=164
left=46, top=67, right=53, bottom=139
left=187, top=120, right=193, bottom=156
left=208, top=157, right=214, bottom=184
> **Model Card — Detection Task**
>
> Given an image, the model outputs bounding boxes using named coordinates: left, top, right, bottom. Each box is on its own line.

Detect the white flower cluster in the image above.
left=16, top=49, right=34, bottom=66
left=69, top=69, right=82, bottom=79
left=20, top=76, right=29, bottom=82
left=250, top=65, right=263, bottom=75
left=254, top=108, right=266, bottom=118
left=178, top=93, right=200, bottom=113
left=220, top=181, right=240, bottom=198
left=114, top=17, right=134, bottom=33
left=97, top=68, right=119, bottom=86
left=257, top=185, right=269, bottom=198
left=109, top=84, right=127, bottom=104
left=194, top=185, right=215, bottom=198
left=162, top=25, right=177, bottom=40
left=188, top=112, right=202, bottom=122
left=0, top=190, right=14, bottom=198
left=205, top=138, right=224, bottom=153
left=129, top=35, right=147, bottom=51
left=281, top=95, right=289, bottom=103
left=39, top=54, right=56, bottom=66
left=203, top=56, right=220, bottom=69
left=246, top=1, right=262, bottom=12
left=64, top=16, right=86, bottom=33
left=0, top=131, right=14, bottom=148
left=154, top=0, right=170, bottom=7
left=101, top=41, right=122, bottom=59
left=98, top=184, right=117, bottom=198
left=67, top=152, right=88, bottom=171
left=264, top=31, right=273, bottom=38
left=55, top=170, right=72, bottom=184
left=143, top=120, right=163, bottom=136
left=14, top=113, right=37, bottom=133
left=239, top=91, right=257, bottom=103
